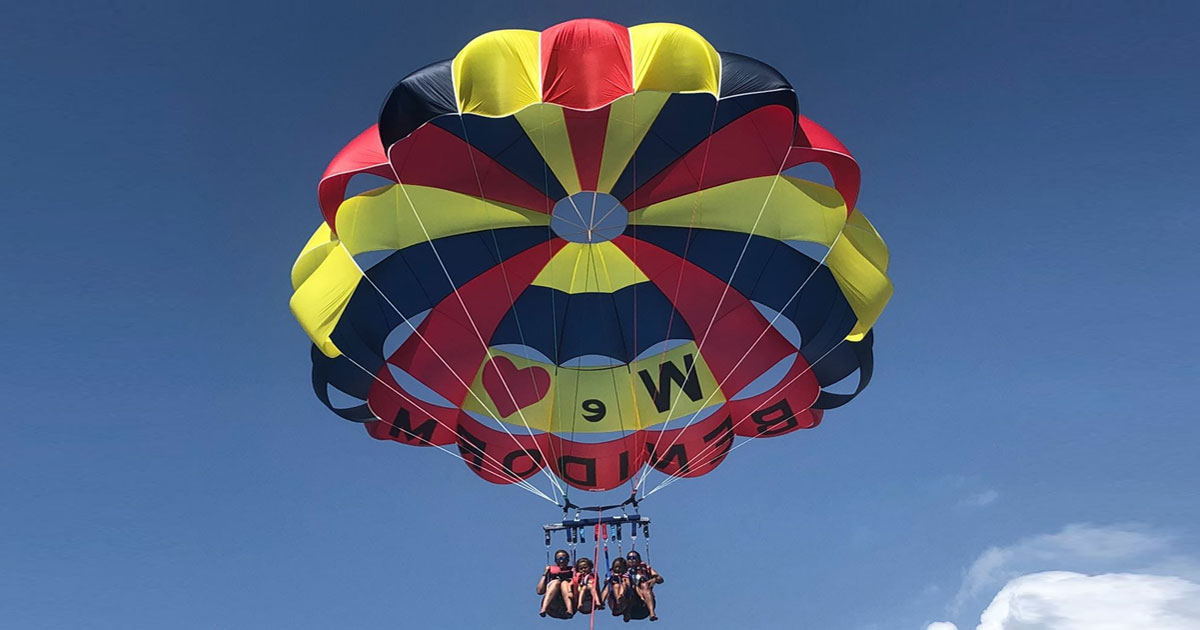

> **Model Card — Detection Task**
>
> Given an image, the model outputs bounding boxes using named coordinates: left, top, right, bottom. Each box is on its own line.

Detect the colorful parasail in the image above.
left=289, top=19, right=893, bottom=500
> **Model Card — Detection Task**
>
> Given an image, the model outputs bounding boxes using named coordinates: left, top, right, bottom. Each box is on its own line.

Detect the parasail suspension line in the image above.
left=633, top=100, right=720, bottom=496
left=339, top=353, right=557, bottom=503
left=648, top=336, right=851, bottom=498
left=339, top=242, right=563, bottom=501
left=640, top=152, right=860, bottom=496
left=636, top=135, right=798, bottom=492
left=453, top=117, right=568, bottom=501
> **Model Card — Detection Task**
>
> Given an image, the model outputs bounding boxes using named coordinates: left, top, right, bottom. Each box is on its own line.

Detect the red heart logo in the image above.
left=482, top=356, right=550, bottom=418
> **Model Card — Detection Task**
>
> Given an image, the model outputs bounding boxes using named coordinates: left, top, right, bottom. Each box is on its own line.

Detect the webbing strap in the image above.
left=601, top=523, right=611, bottom=583
left=589, top=511, right=603, bottom=630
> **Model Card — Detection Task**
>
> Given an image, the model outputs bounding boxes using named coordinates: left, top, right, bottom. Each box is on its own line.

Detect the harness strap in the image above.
left=601, top=522, right=611, bottom=586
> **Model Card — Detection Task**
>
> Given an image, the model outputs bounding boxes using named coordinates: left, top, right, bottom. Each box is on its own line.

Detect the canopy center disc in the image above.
left=550, top=192, right=629, bottom=243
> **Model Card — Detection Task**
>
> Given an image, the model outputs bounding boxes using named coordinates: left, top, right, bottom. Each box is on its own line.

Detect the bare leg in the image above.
left=577, top=578, right=601, bottom=612
left=576, top=580, right=592, bottom=614
left=637, top=582, right=657, bottom=621
left=540, top=580, right=561, bottom=616
left=562, top=581, right=576, bottom=616
left=610, top=581, right=627, bottom=614
left=612, top=581, right=627, bottom=604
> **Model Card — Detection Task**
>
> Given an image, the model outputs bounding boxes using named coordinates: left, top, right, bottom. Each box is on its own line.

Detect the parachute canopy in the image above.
left=290, top=19, right=892, bottom=494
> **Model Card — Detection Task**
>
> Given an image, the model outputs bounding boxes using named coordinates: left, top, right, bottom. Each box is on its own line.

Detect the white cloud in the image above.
left=923, top=523, right=1200, bottom=630
left=960, top=490, right=999, bottom=507
left=952, top=523, right=1173, bottom=613
left=943, top=571, right=1200, bottom=630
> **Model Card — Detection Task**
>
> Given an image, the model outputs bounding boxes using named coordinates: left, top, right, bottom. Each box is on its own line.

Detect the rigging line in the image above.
left=629, top=91, right=643, bottom=496
left=455, top=116, right=568, bottom=500
left=566, top=192, right=590, bottom=228
left=534, top=110, right=567, bottom=503
left=638, top=221, right=851, bottom=492
left=338, top=233, right=563, bottom=500
left=562, top=245, right=598, bottom=491
left=345, top=356, right=552, bottom=501
left=670, top=229, right=846, bottom=414
left=647, top=231, right=845, bottom=461
left=589, top=509, right=602, bottom=630
left=556, top=218, right=590, bottom=232
left=632, top=103, right=723, bottom=493
left=553, top=227, right=612, bottom=240
left=633, top=147, right=797, bottom=490
left=554, top=214, right=590, bottom=230
left=384, top=135, right=565, bottom=500
left=592, top=238, right=640, bottom=496
left=646, top=194, right=854, bottom=490
left=592, top=196, right=626, bottom=227
left=337, top=247, right=557, bottom=501
left=339, top=352, right=557, bottom=503
left=632, top=100, right=722, bottom=492
left=549, top=278, right=586, bottom=501
left=645, top=336, right=849, bottom=498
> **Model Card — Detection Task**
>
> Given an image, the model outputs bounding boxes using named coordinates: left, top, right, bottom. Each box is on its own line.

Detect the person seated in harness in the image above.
left=571, top=557, right=604, bottom=614
left=537, top=550, right=576, bottom=618
left=624, top=550, right=663, bottom=622
left=601, top=557, right=632, bottom=617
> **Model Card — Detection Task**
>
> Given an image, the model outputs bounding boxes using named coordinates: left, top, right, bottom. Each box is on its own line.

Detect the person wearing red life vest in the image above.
left=571, top=557, right=604, bottom=614
left=537, top=550, right=576, bottom=618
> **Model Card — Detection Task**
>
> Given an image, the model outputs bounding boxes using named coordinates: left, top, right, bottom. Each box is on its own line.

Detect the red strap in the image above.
left=589, top=513, right=603, bottom=630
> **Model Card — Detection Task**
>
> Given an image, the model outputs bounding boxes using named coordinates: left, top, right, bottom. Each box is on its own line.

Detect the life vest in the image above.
left=572, top=570, right=595, bottom=588
left=548, top=564, right=574, bottom=581
left=628, top=564, right=655, bottom=585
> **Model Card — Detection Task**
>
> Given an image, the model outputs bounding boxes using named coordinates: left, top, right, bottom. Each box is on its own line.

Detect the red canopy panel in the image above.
left=787, top=115, right=862, bottom=214
left=318, top=125, right=394, bottom=228
left=541, top=19, right=634, bottom=111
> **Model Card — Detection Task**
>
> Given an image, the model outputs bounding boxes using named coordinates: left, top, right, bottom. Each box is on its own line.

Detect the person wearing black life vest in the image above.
left=537, top=550, right=576, bottom=618
left=601, top=557, right=632, bottom=617
left=624, top=550, right=663, bottom=622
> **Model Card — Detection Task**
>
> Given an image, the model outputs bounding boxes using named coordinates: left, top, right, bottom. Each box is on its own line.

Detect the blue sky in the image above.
left=3, top=2, right=1198, bottom=629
